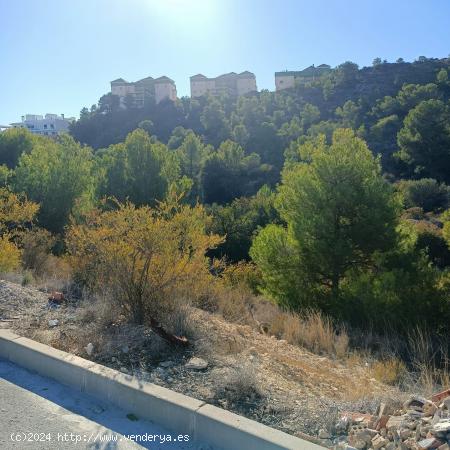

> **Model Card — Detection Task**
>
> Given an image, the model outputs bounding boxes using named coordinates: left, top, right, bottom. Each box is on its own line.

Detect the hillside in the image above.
left=0, top=279, right=400, bottom=445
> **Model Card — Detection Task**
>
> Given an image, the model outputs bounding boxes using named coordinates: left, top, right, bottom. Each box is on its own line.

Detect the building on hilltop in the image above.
left=275, top=64, right=331, bottom=91
left=10, top=114, right=75, bottom=136
left=190, top=71, right=257, bottom=98
left=110, top=75, right=177, bottom=107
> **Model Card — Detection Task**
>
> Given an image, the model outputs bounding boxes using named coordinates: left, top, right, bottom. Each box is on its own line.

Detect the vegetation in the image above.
left=1, top=55, right=450, bottom=364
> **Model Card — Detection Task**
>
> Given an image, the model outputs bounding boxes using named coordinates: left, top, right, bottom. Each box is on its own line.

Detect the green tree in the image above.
left=14, top=135, right=94, bottom=232
left=0, top=128, right=37, bottom=169
left=251, top=129, right=399, bottom=309
left=397, top=99, right=450, bottom=182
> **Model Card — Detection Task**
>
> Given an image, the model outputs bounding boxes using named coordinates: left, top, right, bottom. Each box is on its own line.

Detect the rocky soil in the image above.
left=0, top=280, right=413, bottom=446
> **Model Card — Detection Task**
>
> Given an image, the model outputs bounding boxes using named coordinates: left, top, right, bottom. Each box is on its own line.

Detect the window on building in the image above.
left=44, top=124, right=47, bottom=129
left=50, top=124, right=54, bottom=129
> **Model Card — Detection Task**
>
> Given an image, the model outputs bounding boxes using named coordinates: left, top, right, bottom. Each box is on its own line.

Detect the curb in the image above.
left=0, top=329, right=322, bottom=450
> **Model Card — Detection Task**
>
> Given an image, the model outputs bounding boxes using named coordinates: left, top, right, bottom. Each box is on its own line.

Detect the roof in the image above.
left=154, top=76, right=175, bottom=84
left=110, top=78, right=128, bottom=84
left=216, top=72, right=237, bottom=79
left=237, top=71, right=256, bottom=78
left=190, top=74, right=207, bottom=80
left=135, top=76, right=154, bottom=84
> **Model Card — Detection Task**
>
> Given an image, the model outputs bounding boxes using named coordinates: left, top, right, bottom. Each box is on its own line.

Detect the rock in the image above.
left=48, top=319, right=59, bottom=327
left=121, top=345, right=129, bottom=354
left=84, top=342, right=94, bottom=356
left=185, top=357, right=208, bottom=370
left=120, top=366, right=129, bottom=374
left=318, top=429, right=331, bottom=439
left=437, top=444, right=450, bottom=450
left=372, top=434, right=389, bottom=450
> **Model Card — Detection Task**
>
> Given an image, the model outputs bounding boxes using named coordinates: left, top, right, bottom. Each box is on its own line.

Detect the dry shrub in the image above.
left=66, top=198, right=223, bottom=330
left=371, top=358, right=407, bottom=385
left=270, top=310, right=349, bottom=358
left=406, top=327, right=450, bottom=395
left=0, top=235, right=21, bottom=273
left=216, top=286, right=254, bottom=325
left=221, top=261, right=261, bottom=293
left=20, top=228, right=55, bottom=276
left=215, top=363, right=264, bottom=407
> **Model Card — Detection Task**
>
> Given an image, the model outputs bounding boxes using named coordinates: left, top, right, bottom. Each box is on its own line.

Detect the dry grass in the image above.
left=214, top=363, right=264, bottom=408
left=270, top=310, right=349, bottom=358
left=371, top=358, right=408, bottom=385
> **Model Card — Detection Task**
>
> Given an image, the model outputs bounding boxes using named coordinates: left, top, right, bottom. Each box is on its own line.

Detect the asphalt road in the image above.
left=0, top=359, right=205, bottom=450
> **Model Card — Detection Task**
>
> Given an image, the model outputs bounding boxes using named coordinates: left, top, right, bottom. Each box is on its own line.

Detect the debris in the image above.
left=332, top=389, right=450, bottom=450
left=48, top=291, right=64, bottom=304
left=48, top=319, right=59, bottom=327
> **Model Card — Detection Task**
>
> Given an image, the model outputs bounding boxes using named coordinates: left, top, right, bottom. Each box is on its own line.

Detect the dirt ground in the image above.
left=0, top=279, right=403, bottom=443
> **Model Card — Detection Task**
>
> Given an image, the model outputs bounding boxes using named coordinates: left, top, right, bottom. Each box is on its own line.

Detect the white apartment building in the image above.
left=190, top=71, right=257, bottom=98
left=10, top=114, right=75, bottom=136
left=110, top=75, right=177, bottom=107
left=275, top=64, right=331, bottom=91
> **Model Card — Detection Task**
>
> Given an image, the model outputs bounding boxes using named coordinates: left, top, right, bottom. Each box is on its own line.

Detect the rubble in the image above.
left=330, top=389, right=450, bottom=450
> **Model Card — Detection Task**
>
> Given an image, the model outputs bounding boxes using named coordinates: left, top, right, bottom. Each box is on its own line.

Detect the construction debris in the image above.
left=330, top=389, right=450, bottom=450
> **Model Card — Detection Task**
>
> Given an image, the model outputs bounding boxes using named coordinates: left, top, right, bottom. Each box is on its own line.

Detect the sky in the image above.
left=1, top=0, right=449, bottom=125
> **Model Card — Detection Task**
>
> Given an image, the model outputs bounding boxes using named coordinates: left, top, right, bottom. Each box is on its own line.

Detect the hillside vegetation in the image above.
left=0, top=57, right=450, bottom=434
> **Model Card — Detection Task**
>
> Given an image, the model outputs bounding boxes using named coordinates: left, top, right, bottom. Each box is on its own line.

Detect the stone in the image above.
left=318, top=429, right=331, bottom=439
left=185, top=357, right=208, bottom=370
left=48, top=319, right=59, bottom=327
left=85, top=342, right=94, bottom=356
left=121, top=345, right=129, bottom=354
left=372, top=434, right=389, bottom=450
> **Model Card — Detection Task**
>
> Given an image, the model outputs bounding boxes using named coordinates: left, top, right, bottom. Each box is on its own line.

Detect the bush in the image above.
left=66, top=198, right=222, bottom=328
left=397, top=178, right=450, bottom=212
left=371, top=358, right=407, bottom=385
left=0, top=235, right=21, bottom=273
left=20, top=228, right=56, bottom=276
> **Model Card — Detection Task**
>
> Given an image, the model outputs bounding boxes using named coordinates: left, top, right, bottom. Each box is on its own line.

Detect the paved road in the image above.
left=0, top=360, right=205, bottom=450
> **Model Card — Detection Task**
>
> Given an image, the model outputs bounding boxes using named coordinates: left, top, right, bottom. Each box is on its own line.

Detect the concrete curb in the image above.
left=0, top=329, right=322, bottom=450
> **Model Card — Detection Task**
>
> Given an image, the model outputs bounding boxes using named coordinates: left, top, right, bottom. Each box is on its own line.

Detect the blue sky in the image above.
left=1, top=0, right=449, bottom=125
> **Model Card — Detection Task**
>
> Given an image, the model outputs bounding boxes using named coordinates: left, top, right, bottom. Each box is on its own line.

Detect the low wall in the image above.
left=0, top=329, right=322, bottom=450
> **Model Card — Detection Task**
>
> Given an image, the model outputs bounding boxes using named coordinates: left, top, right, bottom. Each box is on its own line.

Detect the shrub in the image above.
left=371, top=358, right=407, bottom=385
left=20, top=228, right=56, bottom=276
left=66, top=197, right=223, bottom=329
left=0, top=235, right=21, bottom=273
left=397, top=178, right=450, bottom=212
left=270, top=310, right=349, bottom=358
